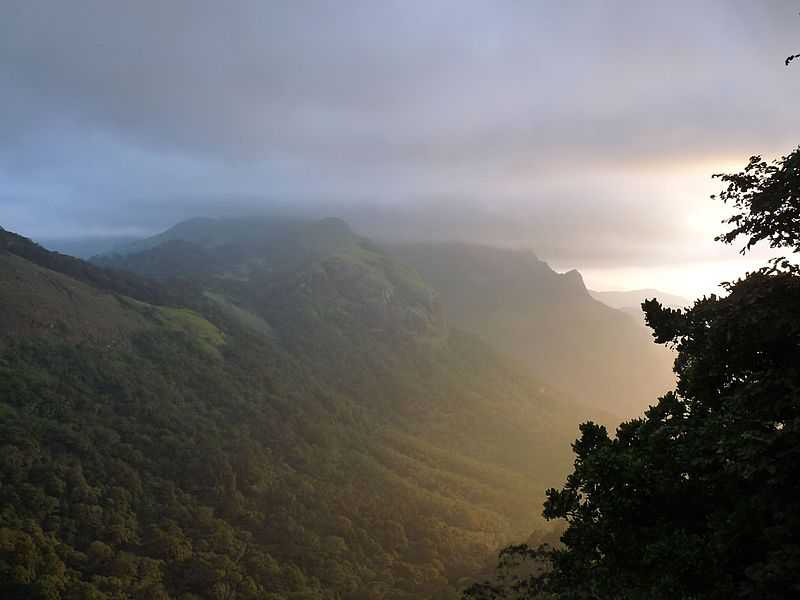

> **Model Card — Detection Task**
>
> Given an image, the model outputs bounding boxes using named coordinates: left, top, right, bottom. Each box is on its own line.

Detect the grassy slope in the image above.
left=0, top=251, right=150, bottom=342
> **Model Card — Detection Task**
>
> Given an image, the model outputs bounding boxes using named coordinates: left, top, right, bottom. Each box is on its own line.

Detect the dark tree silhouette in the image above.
left=465, top=148, right=800, bottom=600
left=712, top=147, right=800, bottom=271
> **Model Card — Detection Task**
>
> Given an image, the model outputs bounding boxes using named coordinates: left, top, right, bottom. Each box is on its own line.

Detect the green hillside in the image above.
left=386, top=242, right=675, bottom=418
left=0, top=224, right=587, bottom=599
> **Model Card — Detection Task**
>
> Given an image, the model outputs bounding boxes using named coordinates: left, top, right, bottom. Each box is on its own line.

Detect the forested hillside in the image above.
left=386, top=243, right=675, bottom=418
left=0, top=223, right=587, bottom=599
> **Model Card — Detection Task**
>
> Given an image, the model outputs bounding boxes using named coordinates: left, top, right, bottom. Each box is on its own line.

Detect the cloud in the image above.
left=1, top=0, right=798, bottom=272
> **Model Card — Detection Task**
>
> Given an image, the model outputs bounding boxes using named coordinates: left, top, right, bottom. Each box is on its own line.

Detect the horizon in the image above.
left=28, top=211, right=762, bottom=301
left=2, top=1, right=798, bottom=297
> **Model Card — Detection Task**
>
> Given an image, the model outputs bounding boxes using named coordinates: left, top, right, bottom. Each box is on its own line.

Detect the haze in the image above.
left=2, top=0, right=798, bottom=298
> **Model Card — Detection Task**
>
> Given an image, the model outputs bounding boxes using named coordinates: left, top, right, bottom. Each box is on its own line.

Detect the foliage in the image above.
left=466, top=148, right=800, bottom=599
left=712, top=146, right=800, bottom=272
left=155, top=306, right=226, bottom=356
left=0, top=223, right=586, bottom=599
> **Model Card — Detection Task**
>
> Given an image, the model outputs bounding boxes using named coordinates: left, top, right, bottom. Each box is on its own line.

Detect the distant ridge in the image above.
left=589, top=288, right=690, bottom=310
left=103, top=215, right=351, bottom=258
left=38, top=235, right=141, bottom=259
left=386, top=242, right=676, bottom=418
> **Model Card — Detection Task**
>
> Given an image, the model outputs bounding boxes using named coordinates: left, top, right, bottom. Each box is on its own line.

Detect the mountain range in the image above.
left=0, top=217, right=679, bottom=598
left=589, top=288, right=690, bottom=311
left=1, top=219, right=604, bottom=599
left=386, top=242, right=675, bottom=418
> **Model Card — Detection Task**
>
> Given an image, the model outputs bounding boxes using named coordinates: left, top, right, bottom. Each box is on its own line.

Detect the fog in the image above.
left=2, top=1, right=798, bottom=296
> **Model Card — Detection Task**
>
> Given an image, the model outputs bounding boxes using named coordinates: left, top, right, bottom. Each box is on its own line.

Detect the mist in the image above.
left=3, top=1, right=799, bottom=297
left=1, top=3, right=799, bottom=599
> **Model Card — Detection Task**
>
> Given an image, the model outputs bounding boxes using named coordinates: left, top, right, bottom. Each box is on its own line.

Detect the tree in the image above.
left=712, top=146, right=800, bottom=269
left=465, top=148, right=800, bottom=599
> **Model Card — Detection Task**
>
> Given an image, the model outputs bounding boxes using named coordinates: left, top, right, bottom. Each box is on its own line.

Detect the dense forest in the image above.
left=0, top=221, right=593, bottom=599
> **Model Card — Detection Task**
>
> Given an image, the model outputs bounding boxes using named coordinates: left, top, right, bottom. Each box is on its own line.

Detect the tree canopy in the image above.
left=712, top=146, right=800, bottom=268
left=465, top=147, right=800, bottom=600
left=0, top=223, right=587, bottom=600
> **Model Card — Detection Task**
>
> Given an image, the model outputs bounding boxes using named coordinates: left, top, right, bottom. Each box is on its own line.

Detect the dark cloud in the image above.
left=1, top=0, right=798, bottom=288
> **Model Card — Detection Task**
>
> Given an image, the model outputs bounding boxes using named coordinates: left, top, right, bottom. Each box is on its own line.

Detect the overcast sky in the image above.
left=1, top=1, right=798, bottom=297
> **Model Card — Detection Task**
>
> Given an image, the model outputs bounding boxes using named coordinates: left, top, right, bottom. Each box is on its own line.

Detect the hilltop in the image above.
left=0, top=222, right=590, bottom=599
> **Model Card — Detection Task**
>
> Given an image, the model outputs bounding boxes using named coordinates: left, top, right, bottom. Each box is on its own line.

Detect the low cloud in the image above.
left=1, top=0, right=798, bottom=274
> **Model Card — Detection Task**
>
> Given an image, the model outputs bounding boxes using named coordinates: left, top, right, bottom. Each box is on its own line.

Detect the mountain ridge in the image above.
left=93, top=222, right=675, bottom=417
left=589, top=288, right=690, bottom=310
left=385, top=241, right=675, bottom=418
left=1, top=222, right=592, bottom=599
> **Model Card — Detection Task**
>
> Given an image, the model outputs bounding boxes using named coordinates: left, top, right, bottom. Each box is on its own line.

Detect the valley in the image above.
left=0, top=220, right=627, bottom=599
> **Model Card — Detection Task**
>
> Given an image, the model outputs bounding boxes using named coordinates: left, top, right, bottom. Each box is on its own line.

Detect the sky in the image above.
left=1, top=1, right=798, bottom=298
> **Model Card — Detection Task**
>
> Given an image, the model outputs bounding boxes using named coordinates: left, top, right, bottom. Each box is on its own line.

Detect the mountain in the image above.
left=0, top=222, right=591, bottom=599
left=37, top=235, right=141, bottom=259
left=385, top=242, right=675, bottom=418
left=588, top=288, right=689, bottom=309
left=589, top=288, right=690, bottom=311
left=589, top=288, right=690, bottom=325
